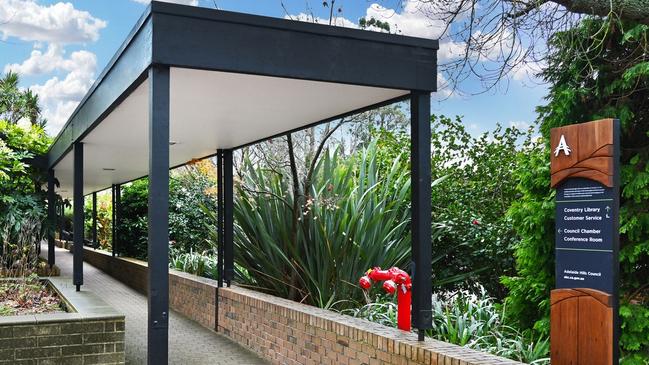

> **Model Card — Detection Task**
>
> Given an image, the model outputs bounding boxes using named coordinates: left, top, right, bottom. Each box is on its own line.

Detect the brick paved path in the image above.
left=41, top=244, right=268, bottom=365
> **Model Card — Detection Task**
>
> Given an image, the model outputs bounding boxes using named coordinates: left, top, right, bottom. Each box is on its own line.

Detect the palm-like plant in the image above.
left=232, top=142, right=447, bottom=308
left=0, top=72, right=42, bottom=126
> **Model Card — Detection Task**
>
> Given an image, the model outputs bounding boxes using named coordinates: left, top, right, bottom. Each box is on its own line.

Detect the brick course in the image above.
left=218, top=287, right=524, bottom=365
left=64, top=241, right=523, bottom=365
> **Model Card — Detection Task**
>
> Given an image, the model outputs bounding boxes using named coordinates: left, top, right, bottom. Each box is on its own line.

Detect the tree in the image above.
left=0, top=72, right=43, bottom=127
left=0, top=71, right=51, bottom=276
left=504, top=18, right=649, bottom=364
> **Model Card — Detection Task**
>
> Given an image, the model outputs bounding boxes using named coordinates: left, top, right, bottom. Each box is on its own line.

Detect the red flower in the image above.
left=472, top=219, right=480, bottom=225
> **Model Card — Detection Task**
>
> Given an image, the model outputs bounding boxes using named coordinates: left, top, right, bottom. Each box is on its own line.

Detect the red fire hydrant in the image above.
left=359, top=267, right=412, bottom=331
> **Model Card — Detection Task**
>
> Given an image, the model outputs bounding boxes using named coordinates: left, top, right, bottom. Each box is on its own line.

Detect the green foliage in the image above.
left=83, top=193, right=113, bottom=250
left=0, top=97, right=51, bottom=277
left=344, top=286, right=549, bottom=364
left=115, top=164, right=218, bottom=259
left=372, top=115, right=532, bottom=298
left=115, top=179, right=149, bottom=259
left=232, top=142, right=422, bottom=308
left=358, top=17, right=390, bottom=32
left=168, top=165, right=218, bottom=254
left=0, top=71, right=42, bottom=127
left=505, top=18, right=649, bottom=363
left=169, top=247, right=218, bottom=280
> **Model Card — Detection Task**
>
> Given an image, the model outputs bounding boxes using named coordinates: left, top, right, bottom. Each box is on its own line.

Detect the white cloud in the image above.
left=131, top=0, right=199, bottom=5
left=4, top=44, right=95, bottom=76
left=0, top=0, right=107, bottom=44
left=287, top=13, right=358, bottom=28
left=509, top=121, right=531, bottom=130
left=365, top=1, right=448, bottom=39
left=438, top=40, right=465, bottom=62
left=511, top=60, right=545, bottom=82
left=25, top=47, right=97, bottom=134
left=434, top=72, right=453, bottom=99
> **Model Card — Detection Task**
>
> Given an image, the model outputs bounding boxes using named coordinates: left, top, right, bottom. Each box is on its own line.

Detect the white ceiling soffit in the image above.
left=54, top=67, right=408, bottom=198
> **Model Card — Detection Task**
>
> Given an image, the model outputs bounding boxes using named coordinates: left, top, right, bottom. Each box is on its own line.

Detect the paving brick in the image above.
left=42, top=243, right=266, bottom=365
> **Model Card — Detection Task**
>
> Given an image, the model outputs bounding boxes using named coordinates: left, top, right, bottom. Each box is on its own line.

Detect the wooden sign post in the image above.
left=550, top=119, right=620, bottom=365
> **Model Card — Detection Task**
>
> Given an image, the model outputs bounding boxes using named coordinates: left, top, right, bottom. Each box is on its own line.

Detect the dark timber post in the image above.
left=223, top=149, right=234, bottom=286
left=410, top=92, right=432, bottom=341
left=73, top=142, right=84, bottom=292
left=217, top=149, right=224, bottom=288
left=147, top=65, right=170, bottom=364
left=92, top=192, right=98, bottom=249
left=47, top=169, right=56, bottom=267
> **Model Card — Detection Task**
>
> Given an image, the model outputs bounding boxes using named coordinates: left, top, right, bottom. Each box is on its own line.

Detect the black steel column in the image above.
left=410, top=92, right=432, bottom=341
left=92, top=192, right=98, bottom=249
left=73, top=142, right=84, bottom=291
left=223, top=149, right=234, bottom=286
left=115, top=184, right=121, bottom=255
left=147, top=65, right=170, bottom=364
left=111, top=184, right=116, bottom=257
left=58, top=200, right=63, bottom=241
left=47, top=169, right=56, bottom=267
left=216, top=149, right=224, bottom=288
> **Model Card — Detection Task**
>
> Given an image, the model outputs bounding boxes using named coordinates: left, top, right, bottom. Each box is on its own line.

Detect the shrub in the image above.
left=342, top=287, right=550, bottom=364
left=0, top=118, right=50, bottom=277
left=372, top=116, right=533, bottom=299
left=504, top=18, right=649, bottom=363
left=169, top=247, right=218, bottom=280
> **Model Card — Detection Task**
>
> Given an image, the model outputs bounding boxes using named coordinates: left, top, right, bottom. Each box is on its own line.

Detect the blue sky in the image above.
left=0, top=0, right=547, bottom=136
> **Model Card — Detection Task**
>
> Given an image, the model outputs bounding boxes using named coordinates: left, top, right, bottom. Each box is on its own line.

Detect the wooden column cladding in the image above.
left=551, top=288, right=613, bottom=365
left=550, top=119, right=615, bottom=188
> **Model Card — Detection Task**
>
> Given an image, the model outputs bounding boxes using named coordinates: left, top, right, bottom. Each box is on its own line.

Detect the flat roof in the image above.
left=47, top=1, right=438, bottom=198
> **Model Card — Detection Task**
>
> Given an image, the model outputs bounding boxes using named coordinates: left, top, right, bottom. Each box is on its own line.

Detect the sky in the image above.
left=0, top=0, right=548, bottom=137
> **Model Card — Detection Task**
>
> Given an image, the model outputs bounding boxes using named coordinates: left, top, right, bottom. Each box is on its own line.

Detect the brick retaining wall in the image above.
left=218, top=286, right=523, bottom=365
left=0, top=277, right=125, bottom=364
left=61, top=241, right=523, bottom=365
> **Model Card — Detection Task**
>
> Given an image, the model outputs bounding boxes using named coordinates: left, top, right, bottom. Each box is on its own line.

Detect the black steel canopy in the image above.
left=47, top=1, right=438, bottom=171
left=45, top=2, right=438, bottom=364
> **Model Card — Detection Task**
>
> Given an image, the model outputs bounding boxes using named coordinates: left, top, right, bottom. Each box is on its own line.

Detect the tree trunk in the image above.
left=551, top=0, right=649, bottom=23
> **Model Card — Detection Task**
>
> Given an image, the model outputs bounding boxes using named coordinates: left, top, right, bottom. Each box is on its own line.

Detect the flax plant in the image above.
left=231, top=142, right=444, bottom=309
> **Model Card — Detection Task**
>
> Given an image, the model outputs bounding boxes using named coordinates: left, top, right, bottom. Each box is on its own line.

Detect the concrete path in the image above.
left=41, top=244, right=268, bottom=365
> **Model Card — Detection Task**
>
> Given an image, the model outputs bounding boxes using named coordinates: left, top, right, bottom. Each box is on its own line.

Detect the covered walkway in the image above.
left=40, top=243, right=267, bottom=365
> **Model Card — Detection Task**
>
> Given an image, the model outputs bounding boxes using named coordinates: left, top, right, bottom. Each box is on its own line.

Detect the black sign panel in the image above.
left=555, top=178, right=617, bottom=293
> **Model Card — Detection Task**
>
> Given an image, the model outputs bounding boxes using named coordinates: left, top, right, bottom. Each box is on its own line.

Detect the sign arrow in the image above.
left=558, top=229, right=563, bottom=234
left=606, top=206, right=611, bottom=212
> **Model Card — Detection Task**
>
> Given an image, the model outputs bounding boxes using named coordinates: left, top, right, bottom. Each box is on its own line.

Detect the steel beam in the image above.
left=223, top=149, right=234, bottom=286
left=410, top=92, right=432, bottom=341
left=73, top=143, right=84, bottom=291
left=92, top=192, right=98, bottom=249
left=147, top=65, right=170, bottom=364
left=47, top=169, right=56, bottom=267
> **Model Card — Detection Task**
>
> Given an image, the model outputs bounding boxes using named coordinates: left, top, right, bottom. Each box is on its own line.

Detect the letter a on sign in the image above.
left=554, top=134, right=571, bottom=157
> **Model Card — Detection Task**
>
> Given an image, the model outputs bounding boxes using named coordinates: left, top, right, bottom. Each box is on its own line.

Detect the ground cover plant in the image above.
left=341, top=286, right=549, bottom=364
left=0, top=274, right=63, bottom=316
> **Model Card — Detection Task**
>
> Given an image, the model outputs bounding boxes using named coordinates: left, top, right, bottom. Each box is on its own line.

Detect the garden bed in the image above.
left=0, top=276, right=125, bottom=364
left=0, top=277, right=65, bottom=316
